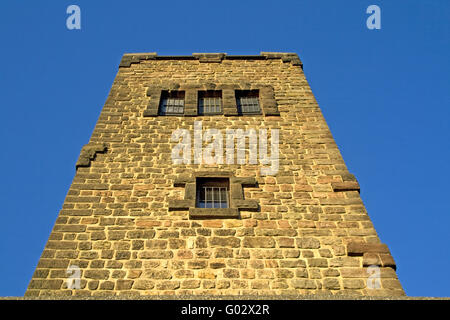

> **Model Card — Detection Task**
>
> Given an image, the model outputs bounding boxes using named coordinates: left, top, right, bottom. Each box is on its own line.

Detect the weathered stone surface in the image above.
left=230, top=183, right=243, bottom=200
left=84, top=270, right=110, bottom=280
left=297, top=238, right=321, bottom=249
left=144, top=269, right=172, bottom=280
left=290, top=279, right=317, bottom=289
left=173, top=176, right=195, bottom=186
left=232, top=199, right=259, bottom=210
left=26, top=52, right=404, bottom=297
left=307, top=258, right=328, bottom=268
left=347, top=242, right=390, bottom=256
left=116, top=280, right=134, bottom=290
left=37, top=259, right=69, bottom=269
left=189, top=208, right=239, bottom=219
left=323, top=278, right=341, bottom=290
left=193, top=53, right=226, bottom=63
left=28, top=280, right=63, bottom=290
left=340, top=267, right=397, bottom=279
left=379, top=254, right=397, bottom=270
left=343, top=279, right=365, bottom=289
left=156, top=281, right=180, bottom=290
left=260, top=52, right=302, bottom=67
left=133, top=280, right=155, bottom=290
left=209, top=237, right=241, bottom=248
left=363, top=253, right=381, bottom=266
left=230, top=177, right=257, bottom=186
left=75, top=143, right=107, bottom=169
left=99, top=281, right=115, bottom=290
left=331, top=181, right=360, bottom=192
left=138, top=250, right=174, bottom=259
left=168, top=200, right=195, bottom=210
left=243, top=237, right=275, bottom=248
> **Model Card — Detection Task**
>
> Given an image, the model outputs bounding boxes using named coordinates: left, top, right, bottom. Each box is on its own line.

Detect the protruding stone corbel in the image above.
left=193, top=53, right=226, bottom=63
left=75, top=143, right=107, bottom=169
left=332, top=181, right=360, bottom=193
left=260, top=52, right=303, bottom=68
left=119, top=53, right=157, bottom=68
left=346, top=241, right=397, bottom=270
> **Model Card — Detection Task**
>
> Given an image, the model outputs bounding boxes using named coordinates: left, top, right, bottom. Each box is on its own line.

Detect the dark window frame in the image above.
left=198, top=90, right=223, bottom=115
left=158, top=90, right=185, bottom=115
left=235, top=90, right=261, bottom=115
left=196, top=177, right=229, bottom=209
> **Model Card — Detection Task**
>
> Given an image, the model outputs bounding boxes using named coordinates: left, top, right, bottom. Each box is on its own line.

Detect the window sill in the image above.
left=197, top=113, right=224, bottom=116
left=189, top=208, right=239, bottom=219
left=238, top=111, right=262, bottom=116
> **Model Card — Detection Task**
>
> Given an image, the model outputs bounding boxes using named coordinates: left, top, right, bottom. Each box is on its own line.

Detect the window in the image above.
left=196, top=178, right=229, bottom=209
left=198, top=91, right=222, bottom=115
left=236, top=90, right=261, bottom=114
left=159, top=90, right=185, bottom=115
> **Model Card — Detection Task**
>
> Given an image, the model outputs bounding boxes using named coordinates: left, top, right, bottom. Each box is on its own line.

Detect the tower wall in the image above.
left=26, top=53, right=404, bottom=297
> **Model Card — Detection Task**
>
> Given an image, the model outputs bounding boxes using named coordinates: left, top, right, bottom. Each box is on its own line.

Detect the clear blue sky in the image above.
left=0, top=0, right=449, bottom=297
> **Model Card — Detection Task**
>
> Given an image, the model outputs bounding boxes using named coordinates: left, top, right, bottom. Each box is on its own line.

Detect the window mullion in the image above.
left=224, top=187, right=228, bottom=208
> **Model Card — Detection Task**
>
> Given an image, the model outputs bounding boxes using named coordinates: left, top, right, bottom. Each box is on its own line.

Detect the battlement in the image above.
left=119, top=52, right=302, bottom=68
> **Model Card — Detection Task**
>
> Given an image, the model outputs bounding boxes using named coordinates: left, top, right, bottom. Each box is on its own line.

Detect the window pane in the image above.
left=199, top=97, right=222, bottom=114
left=205, top=187, right=212, bottom=202
left=236, top=90, right=260, bottom=114
left=196, top=178, right=229, bottom=209
left=220, top=188, right=228, bottom=207
left=213, top=188, right=220, bottom=204
left=198, top=187, right=205, bottom=208
left=198, top=91, right=222, bottom=115
left=159, top=91, right=185, bottom=115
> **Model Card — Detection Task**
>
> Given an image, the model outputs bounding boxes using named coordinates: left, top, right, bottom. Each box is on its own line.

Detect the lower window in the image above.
left=196, top=178, right=229, bottom=208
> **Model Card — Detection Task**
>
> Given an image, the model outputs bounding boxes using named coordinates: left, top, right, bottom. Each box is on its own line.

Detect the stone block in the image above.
left=347, top=242, right=390, bottom=256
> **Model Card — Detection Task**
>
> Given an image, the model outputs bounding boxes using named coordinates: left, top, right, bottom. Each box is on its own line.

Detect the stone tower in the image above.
left=26, top=52, right=405, bottom=297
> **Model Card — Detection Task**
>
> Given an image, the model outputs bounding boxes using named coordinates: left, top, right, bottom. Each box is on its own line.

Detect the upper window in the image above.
left=196, top=178, right=229, bottom=209
left=198, top=90, right=222, bottom=115
left=236, top=90, right=261, bottom=114
left=159, top=90, right=185, bottom=115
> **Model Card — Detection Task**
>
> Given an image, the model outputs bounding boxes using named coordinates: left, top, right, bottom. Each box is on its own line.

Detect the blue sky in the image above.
left=0, top=0, right=449, bottom=297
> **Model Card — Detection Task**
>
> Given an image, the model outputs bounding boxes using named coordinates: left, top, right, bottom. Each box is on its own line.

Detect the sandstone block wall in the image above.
left=25, top=52, right=405, bottom=297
